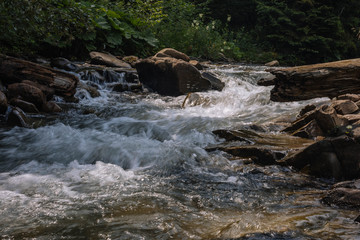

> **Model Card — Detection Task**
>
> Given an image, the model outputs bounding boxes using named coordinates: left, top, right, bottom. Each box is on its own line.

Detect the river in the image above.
left=0, top=64, right=359, bottom=239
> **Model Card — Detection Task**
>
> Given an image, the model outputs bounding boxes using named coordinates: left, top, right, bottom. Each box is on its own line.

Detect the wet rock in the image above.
left=336, top=94, right=360, bottom=102
left=292, top=119, right=324, bottom=139
left=209, top=129, right=313, bottom=166
left=212, top=129, right=252, bottom=143
left=340, top=114, right=360, bottom=124
left=269, top=58, right=360, bottom=102
left=257, top=75, right=275, bottom=86
left=112, top=83, right=142, bottom=93
left=283, top=105, right=346, bottom=138
left=50, top=57, right=78, bottom=71
left=9, top=98, right=39, bottom=113
left=355, top=215, right=360, bottom=223
left=298, top=104, right=316, bottom=117
left=322, top=187, right=360, bottom=209
left=136, top=57, right=214, bottom=96
left=5, top=106, right=30, bottom=127
left=189, top=60, right=203, bottom=70
left=208, top=144, right=283, bottom=166
left=7, top=83, right=46, bottom=109
left=0, top=54, right=78, bottom=98
left=284, top=135, right=360, bottom=179
left=78, top=81, right=100, bottom=98
left=331, top=100, right=359, bottom=115
left=21, top=80, right=55, bottom=101
left=201, top=72, right=225, bottom=91
left=122, top=55, right=139, bottom=67
left=43, top=101, right=62, bottom=113
left=89, top=52, right=131, bottom=68
left=0, top=91, right=8, bottom=114
left=155, top=48, right=190, bottom=62
left=265, top=60, right=279, bottom=67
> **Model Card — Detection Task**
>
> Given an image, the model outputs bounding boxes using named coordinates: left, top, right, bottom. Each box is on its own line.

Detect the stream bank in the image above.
left=0, top=50, right=359, bottom=239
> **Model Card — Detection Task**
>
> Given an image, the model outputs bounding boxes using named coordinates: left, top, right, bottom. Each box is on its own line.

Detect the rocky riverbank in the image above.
left=1, top=50, right=360, bottom=224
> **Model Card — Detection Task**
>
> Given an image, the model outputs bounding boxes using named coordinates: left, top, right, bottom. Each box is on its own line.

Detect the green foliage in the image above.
left=1, top=0, right=359, bottom=64
left=0, top=0, right=161, bottom=57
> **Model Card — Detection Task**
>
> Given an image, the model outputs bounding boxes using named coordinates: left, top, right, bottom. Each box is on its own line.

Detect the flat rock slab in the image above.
left=269, top=58, right=360, bottom=101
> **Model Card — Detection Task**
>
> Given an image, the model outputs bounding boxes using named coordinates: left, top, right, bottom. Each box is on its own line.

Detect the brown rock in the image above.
left=135, top=57, right=222, bottom=96
left=298, top=104, right=316, bottom=117
left=315, top=105, right=346, bottom=134
left=156, top=48, right=190, bottom=62
left=292, top=119, right=324, bottom=139
left=7, top=83, right=45, bottom=108
left=21, top=80, right=55, bottom=100
left=265, top=60, right=279, bottom=67
left=89, top=52, right=131, bottom=68
left=0, top=90, right=8, bottom=114
left=43, top=101, right=62, bottom=113
left=50, top=57, right=78, bottom=71
left=341, top=114, right=360, bottom=124
left=0, top=54, right=78, bottom=98
left=207, top=144, right=282, bottom=166
left=257, top=75, right=275, bottom=86
left=322, top=187, right=360, bottom=209
left=189, top=60, right=203, bottom=70
left=337, top=94, right=360, bottom=102
left=283, top=105, right=345, bottom=138
left=78, top=81, right=100, bottom=98
left=331, top=100, right=359, bottom=115
left=284, top=135, right=360, bottom=179
left=269, top=58, right=360, bottom=102
left=122, top=56, right=139, bottom=67
left=9, top=98, right=39, bottom=113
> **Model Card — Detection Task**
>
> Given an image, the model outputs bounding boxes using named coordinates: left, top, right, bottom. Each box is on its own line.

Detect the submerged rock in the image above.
left=9, top=98, right=39, bottom=113
left=5, top=106, right=30, bottom=128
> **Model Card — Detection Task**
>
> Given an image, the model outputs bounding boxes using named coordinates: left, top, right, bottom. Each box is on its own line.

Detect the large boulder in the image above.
left=135, top=49, right=224, bottom=96
left=155, top=48, right=190, bottom=62
left=284, top=135, right=360, bottom=180
left=89, top=52, right=131, bottom=68
left=269, top=58, right=360, bottom=102
left=7, top=83, right=46, bottom=109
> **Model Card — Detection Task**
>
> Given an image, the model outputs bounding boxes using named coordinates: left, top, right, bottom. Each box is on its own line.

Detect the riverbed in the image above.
left=0, top=64, right=359, bottom=239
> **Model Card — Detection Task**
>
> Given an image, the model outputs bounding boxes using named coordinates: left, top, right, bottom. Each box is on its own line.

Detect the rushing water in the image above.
left=0, top=64, right=359, bottom=239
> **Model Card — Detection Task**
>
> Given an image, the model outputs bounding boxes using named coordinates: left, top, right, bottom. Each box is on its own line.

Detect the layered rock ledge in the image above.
left=264, top=58, right=360, bottom=102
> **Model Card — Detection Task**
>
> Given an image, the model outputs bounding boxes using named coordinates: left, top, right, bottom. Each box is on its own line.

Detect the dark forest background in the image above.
left=1, top=0, right=360, bottom=65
